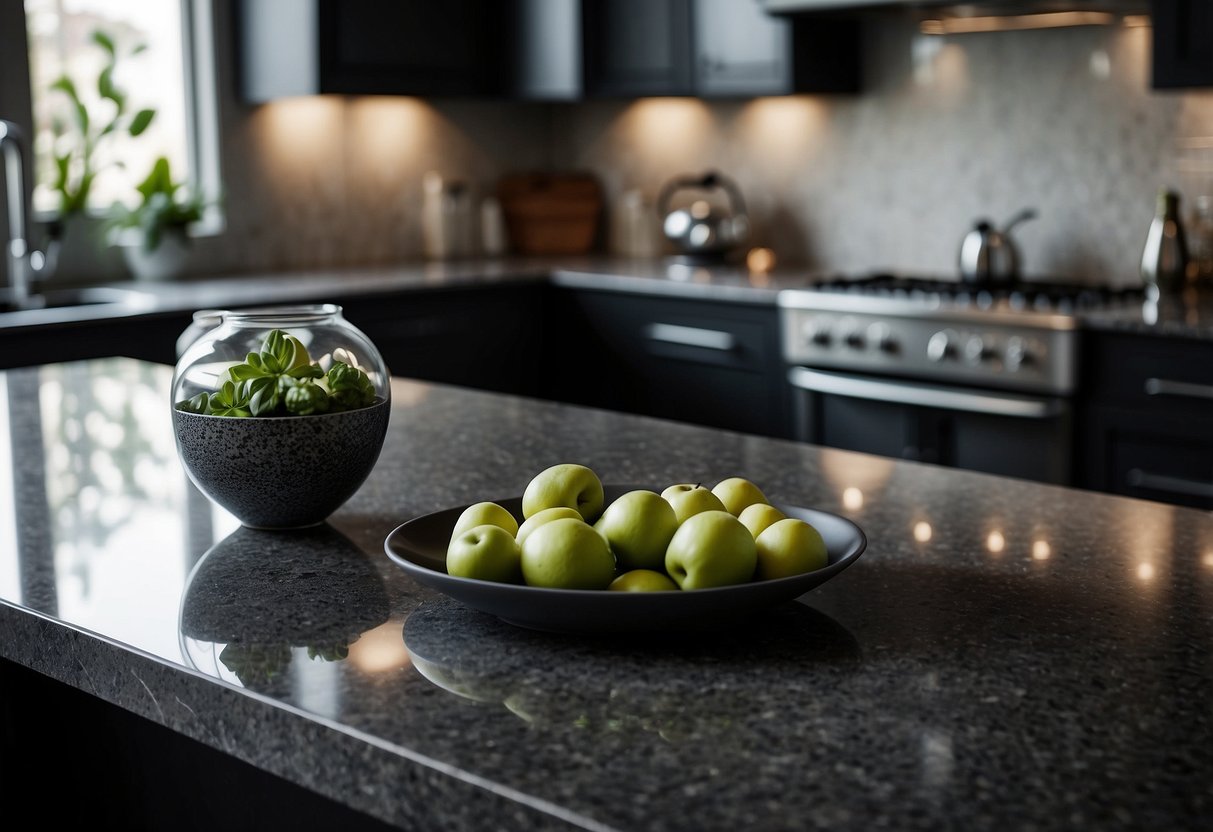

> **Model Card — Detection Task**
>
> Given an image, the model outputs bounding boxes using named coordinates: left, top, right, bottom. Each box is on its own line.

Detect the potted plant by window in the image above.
left=109, top=156, right=206, bottom=281
left=43, top=30, right=156, bottom=280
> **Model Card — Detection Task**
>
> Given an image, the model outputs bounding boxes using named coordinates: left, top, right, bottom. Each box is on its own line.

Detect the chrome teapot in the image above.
left=958, top=209, right=1037, bottom=284
left=658, top=171, right=749, bottom=260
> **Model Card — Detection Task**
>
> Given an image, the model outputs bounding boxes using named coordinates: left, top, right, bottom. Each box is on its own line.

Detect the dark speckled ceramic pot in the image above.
left=173, top=398, right=390, bottom=529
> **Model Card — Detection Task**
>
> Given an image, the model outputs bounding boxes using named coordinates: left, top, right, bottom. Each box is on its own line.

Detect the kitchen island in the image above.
left=1, top=357, right=1211, bottom=830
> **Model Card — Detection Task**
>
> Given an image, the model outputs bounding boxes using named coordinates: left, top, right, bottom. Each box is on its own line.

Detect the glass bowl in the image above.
left=171, top=305, right=391, bottom=529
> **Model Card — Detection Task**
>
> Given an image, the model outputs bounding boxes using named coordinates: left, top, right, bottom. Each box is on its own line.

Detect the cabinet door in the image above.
left=549, top=289, right=787, bottom=437
left=337, top=286, right=544, bottom=397
left=317, top=0, right=506, bottom=96
left=1081, top=406, right=1213, bottom=509
left=1152, top=0, right=1213, bottom=89
left=582, top=0, right=693, bottom=97
left=693, top=0, right=791, bottom=97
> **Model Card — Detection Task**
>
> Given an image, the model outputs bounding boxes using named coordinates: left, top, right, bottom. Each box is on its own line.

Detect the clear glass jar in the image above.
left=171, top=304, right=390, bottom=410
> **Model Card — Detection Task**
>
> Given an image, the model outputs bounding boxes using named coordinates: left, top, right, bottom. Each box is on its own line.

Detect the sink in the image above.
left=0, top=287, right=156, bottom=315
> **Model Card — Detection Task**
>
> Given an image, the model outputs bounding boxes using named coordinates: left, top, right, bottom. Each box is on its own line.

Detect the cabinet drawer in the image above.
left=1079, top=404, right=1213, bottom=509
left=549, top=289, right=786, bottom=436
left=1110, top=432, right=1213, bottom=509
left=1081, top=331, right=1213, bottom=414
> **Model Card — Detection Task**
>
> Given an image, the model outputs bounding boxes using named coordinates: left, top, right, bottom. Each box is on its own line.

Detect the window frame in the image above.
left=17, top=0, right=225, bottom=237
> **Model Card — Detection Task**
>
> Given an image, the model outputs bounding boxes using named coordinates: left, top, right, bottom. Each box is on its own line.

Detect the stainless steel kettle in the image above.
left=958, top=209, right=1037, bottom=284
left=658, top=171, right=750, bottom=260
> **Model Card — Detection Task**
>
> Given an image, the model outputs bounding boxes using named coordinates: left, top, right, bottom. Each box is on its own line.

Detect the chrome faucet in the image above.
left=0, top=119, right=55, bottom=306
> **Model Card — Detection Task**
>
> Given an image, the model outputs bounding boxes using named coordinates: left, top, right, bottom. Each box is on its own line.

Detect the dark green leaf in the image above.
left=326, top=362, right=376, bottom=411
left=91, top=30, right=116, bottom=56
left=261, top=329, right=295, bottom=373
left=98, top=64, right=126, bottom=111
left=244, top=376, right=282, bottom=417
left=284, top=380, right=331, bottom=415
left=128, top=108, right=156, bottom=136
left=176, top=392, right=210, bottom=414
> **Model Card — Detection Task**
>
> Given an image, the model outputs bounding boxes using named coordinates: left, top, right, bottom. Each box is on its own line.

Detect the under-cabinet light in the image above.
left=920, top=11, right=1117, bottom=35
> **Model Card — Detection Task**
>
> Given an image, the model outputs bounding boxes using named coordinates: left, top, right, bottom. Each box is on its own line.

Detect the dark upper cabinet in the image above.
left=239, top=0, right=509, bottom=101
left=582, top=0, right=694, bottom=96
left=1152, top=0, right=1213, bottom=89
left=238, top=0, right=858, bottom=102
left=583, top=0, right=860, bottom=98
left=316, top=0, right=507, bottom=96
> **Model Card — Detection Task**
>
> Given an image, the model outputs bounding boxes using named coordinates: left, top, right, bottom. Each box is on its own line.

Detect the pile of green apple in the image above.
left=445, top=463, right=828, bottom=591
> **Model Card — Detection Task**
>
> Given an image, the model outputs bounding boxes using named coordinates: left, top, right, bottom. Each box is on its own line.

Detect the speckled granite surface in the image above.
left=0, top=257, right=806, bottom=333
left=1082, top=286, right=1213, bottom=341
left=1, top=358, right=1211, bottom=830
left=6, top=259, right=1211, bottom=344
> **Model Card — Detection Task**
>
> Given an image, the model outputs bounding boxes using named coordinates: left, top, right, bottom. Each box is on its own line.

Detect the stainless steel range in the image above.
left=778, top=275, right=1143, bottom=484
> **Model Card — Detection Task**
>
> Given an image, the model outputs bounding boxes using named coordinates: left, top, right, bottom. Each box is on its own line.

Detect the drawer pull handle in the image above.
left=1127, top=469, right=1213, bottom=499
left=644, top=323, right=737, bottom=352
left=1144, top=378, right=1213, bottom=400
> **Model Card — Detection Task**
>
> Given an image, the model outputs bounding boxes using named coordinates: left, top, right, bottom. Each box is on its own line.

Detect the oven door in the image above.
left=788, top=367, right=1072, bottom=484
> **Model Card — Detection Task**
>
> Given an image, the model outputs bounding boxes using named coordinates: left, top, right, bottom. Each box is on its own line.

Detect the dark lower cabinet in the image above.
left=336, top=285, right=545, bottom=398
left=1077, top=330, right=1213, bottom=509
left=546, top=288, right=788, bottom=438
left=0, top=312, right=191, bottom=370
left=0, top=658, right=394, bottom=831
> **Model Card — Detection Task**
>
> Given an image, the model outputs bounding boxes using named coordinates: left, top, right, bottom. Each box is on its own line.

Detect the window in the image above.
left=22, top=0, right=221, bottom=229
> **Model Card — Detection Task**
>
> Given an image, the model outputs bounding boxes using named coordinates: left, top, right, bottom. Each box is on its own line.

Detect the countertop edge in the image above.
left=0, top=598, right=599, bottom=832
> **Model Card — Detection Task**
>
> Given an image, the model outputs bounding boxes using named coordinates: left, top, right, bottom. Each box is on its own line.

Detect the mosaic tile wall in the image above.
left=551, top=19, right=1213, bottom=286
left=188, top=16, right=1213, bottom=287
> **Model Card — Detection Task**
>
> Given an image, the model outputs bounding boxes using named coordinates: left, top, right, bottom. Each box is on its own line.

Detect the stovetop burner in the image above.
left=810, top=274, right=1144, bottom=316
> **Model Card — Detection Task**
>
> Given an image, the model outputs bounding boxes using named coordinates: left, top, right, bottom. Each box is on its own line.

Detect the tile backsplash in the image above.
left=186, top=16, right=1213, bottom=287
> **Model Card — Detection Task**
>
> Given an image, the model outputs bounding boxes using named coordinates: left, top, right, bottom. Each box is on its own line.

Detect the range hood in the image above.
left=762, top=1, right=1150, bottom=15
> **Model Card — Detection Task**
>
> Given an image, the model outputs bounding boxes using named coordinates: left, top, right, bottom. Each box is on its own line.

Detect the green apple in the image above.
left=520, top=517, right=616, bottom=589
left=738, top=503, right=786, bottom=539
left=609, top=569, right=679, bottom=592
left=516, top=506, right=583, bottom=546
left=522, top=463, right=605, bottom=522
left=661, top=483, right=727, bottom=524
left=451, top=501, right=520, bottom=541
left=754, top=518, right=828, bottom=581
left=447, top=524, right=523, bottom=583
left=594, top=489, right=679, bottom=572
left=664, top=510, right=757, bottom=590
left=711, top=477, right=769, bottom=517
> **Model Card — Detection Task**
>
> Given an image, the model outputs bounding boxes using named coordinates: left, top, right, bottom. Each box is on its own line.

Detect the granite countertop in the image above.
left=5, top=258, right=1212, bottom=343
left=0, top=256, right=808, bottom=332
left=1, top=357, right=1210, bottom=830
left=1081, top=285, right=1213, bottom=341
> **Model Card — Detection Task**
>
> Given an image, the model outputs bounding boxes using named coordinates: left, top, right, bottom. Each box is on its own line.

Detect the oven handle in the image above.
left=787, top=367, right=1064, bottom=419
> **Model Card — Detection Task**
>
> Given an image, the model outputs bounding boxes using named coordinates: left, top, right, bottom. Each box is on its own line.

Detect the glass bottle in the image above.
left=1140, top=189, right=1188, bottom=292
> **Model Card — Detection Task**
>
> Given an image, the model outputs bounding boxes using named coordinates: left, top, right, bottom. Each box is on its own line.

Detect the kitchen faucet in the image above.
left=0, top=119, right=56, bottom=306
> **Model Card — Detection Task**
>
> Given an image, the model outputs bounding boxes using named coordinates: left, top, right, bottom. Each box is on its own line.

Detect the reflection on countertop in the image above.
left=1082, top=284, right=1213, bottom=340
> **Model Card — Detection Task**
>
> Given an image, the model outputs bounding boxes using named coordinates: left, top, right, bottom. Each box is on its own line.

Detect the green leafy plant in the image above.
left=177, top=329, right=378, bottom=418
left=48, top=30, right=156, bottom=218
left=109, top=156, right=207, bottom=252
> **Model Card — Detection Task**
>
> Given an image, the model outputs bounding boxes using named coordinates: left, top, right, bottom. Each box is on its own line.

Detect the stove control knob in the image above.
left=838, top=318, right=864, bottom=349
left=1005, top=336, right=1032, bottom=371
left=963, top=335, right=990, bottom=365
left=802, top=319, right=832, bottom=346
left=927, top=330, right=957, bottom=362
left=868, top=322, right=898, bottom=354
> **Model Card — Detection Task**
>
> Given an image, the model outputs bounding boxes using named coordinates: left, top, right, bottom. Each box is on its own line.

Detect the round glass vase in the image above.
left=171, top=305, right=391, bottom=530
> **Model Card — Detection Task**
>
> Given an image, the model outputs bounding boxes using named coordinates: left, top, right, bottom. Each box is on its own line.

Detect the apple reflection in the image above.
left=178, top=524, right=390, bottom=693
left=403, top=597, right=860, bottom=741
